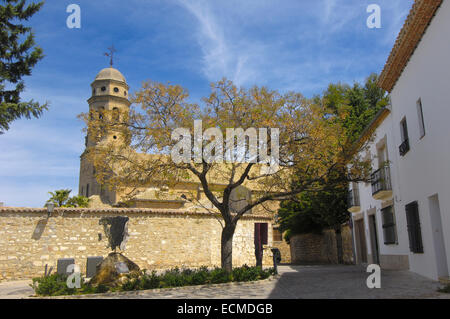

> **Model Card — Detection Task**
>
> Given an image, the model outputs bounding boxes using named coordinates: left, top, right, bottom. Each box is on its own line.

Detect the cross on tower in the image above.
left=104, top=45, right=117, bottom=67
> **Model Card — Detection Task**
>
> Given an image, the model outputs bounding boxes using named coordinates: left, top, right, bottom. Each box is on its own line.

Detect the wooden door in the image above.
left=354, top=219, right=368, bottom=264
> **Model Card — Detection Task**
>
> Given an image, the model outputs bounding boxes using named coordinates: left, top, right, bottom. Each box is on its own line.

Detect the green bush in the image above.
left=31, top=274, right=76, bottom=296
left=140, top=271, right=161, bottom=290
left=31, top=273, right=111, bottom=296
left=32, top=265, right=276, bottom=296
left=209, top=267, right=232, bottom=284
left=233, top=264, right=258, bottom=281
left=191, top=267, right=210, bottom=285
left=232, top=265, right=275, bottom=282
left=438, top=284, right=450, bottom=293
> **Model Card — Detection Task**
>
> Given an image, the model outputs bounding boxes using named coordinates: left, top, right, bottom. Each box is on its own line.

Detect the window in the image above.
left=417, top=98, right=426, bottom=138
left=101, top=86, right=106, bottom=92
left=124, top=91, right=127, bottom=96
left=400, top=117, right=409, bottom=144
left=114, top=87, right=119, bottom=93
left=99, top=106, right=105, bottom=119
left=112, top=107, right=120, bottom=122
left=381, top=206, right=397, bottom=244
left=81, top=186, right=84, bottom=196
left=86, top=184, right=90, bottom=197
left=405, top=201, right=424, bottom=253
left=399, top=117, right=410, bottom=156
left=92, top=88, right=96, bottom=96
left=273, top=228, right=282, bottom=242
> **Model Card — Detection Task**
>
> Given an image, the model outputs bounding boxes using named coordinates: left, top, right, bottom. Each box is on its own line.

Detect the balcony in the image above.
left=371, top=164, right=393, bottom=200
left=399, top=138, right=410, bottom=156
left=347, top=187, right=361, bottom=213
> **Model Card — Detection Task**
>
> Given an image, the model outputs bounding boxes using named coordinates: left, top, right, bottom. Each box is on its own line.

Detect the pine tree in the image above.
left=0, top=0, right=46, bottom=134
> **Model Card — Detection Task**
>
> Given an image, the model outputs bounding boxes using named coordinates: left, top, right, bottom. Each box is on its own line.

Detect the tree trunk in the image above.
left=221, top=223, right=236, bottom=273
left=335, top=225, right=344, bottom=264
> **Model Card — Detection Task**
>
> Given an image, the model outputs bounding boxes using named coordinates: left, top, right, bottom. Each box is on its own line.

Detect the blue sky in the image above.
left=0, top=0, right=413, bottom=207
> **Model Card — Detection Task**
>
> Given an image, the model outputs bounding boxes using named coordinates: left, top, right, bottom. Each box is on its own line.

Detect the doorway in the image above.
left=354, top=219, right=368, bottom=264
left=254, top=223, right=268, bottom=267
left=369, top=214, right=380, bottom=265
left=428, top=195, right=449, bottom=278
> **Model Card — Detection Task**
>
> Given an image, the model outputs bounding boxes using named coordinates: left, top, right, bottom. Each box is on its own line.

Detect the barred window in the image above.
left=381, top=206, right=397, bottom=245
left=405, top=201, right=424, bottom=253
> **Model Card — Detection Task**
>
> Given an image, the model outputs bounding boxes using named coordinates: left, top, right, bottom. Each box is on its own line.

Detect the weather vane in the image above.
left=104, top=45, right=117, bottom=67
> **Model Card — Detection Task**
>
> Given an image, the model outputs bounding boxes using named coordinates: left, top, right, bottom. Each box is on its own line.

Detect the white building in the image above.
left=350, top=0, right=449, bottom=281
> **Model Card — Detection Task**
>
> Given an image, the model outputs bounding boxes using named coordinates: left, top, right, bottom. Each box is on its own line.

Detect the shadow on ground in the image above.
left=268, top=264, right=443, bottom=299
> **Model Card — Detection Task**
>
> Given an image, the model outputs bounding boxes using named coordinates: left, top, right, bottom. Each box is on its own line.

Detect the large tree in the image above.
left=81, top=79, right=369, bottom=272
left=278, top=73, right=389, bottom=263
left=278, top=168, right=350, bottom=263
left=0, top=0, right=47, bottom=134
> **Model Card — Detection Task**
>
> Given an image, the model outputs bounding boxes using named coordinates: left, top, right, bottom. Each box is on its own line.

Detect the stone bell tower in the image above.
left=78, top=66, right=131, bottom=204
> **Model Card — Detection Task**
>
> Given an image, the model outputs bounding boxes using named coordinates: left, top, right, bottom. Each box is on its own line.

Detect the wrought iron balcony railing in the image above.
left=399, top=138, right=410, bottom=156
left=371, top=164, right=392, bottom=199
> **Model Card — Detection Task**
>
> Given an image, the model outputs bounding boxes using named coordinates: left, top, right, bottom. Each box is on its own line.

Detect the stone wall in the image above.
left=290, top=225, right=354, bottom=265
left=0, top=208, right=273, bottom=282
left=272, top=239, right=291, bottom=264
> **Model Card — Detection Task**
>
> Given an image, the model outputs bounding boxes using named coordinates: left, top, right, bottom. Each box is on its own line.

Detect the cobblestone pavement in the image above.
left=1, top=265, right=449, bottom=299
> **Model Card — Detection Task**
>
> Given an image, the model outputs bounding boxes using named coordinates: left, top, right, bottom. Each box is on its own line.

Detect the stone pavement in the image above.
left=0, top=280, right=34, bottom=299
left=1, top=265, right=449, bottom=299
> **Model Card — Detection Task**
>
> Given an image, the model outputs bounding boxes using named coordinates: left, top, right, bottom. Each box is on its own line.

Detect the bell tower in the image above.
left=78, top=66, right=131, bottom=203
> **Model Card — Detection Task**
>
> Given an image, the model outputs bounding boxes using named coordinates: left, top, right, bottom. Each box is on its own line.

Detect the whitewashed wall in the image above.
left=388, top=0, right=450, bottom=281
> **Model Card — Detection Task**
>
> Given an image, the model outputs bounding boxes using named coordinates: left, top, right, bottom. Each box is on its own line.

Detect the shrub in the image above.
left=232, top=265, right=275, bottom=282
left=93, top=284, right=109, bottom=294
left=120, top=278, right=140, bottom=291
left=159, top=267, right=186, bottom=288
left=31, top=273, right=112, bottom=296
left=140, top=271, right=161, bottom=290
left=232, top=264, right=255, bottom=282
left=31, top=265, right=276, bottom=296
left=209, top=267, right=232, bottom=284
left=438, top=284, right=450, bottom=293
left=32, top=274, right=76, bottom=296
left=191, top=267, right=209, bottom=285
left=80, top=282, right=109, bottom=294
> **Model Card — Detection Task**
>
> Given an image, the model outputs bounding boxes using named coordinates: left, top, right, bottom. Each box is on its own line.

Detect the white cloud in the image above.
left=175, top=0, right=404, bottom=93
left=0, top=0, right=415, bottom=208
left=177, top=0, right=237, bottom=82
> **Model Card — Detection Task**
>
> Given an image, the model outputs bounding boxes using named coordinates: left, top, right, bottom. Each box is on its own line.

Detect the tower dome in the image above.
left=94, top=67, right=126, bottom=83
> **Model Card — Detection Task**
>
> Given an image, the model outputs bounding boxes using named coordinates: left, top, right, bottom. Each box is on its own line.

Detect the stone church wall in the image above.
left=0, top=208, right=273, bottom=282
